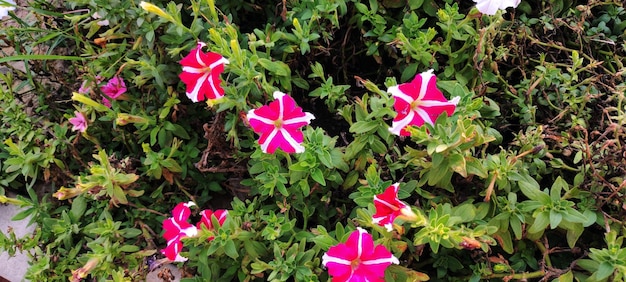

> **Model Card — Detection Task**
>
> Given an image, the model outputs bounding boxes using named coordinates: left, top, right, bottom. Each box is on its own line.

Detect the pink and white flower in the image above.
left=161, top=201, right=198, bottom=262
left=322, top=227, right=399, bottom=282
left=373, top=183, right=418, bottom=232
left=100, top=76, right=127, bottom=107
left=246, top=91, right=315, bottom=154
left=69, top=111, right=88, bottom=132
left=473, top=0, right=521, bottom=15
left=179, top=42, right=229, bottom=102
left=197, top=209, right=228, bottom=241
left=388, top=69, right=460, bottom=136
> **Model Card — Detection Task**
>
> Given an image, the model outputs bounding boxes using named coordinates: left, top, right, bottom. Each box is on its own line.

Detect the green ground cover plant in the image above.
left=0, top=0, right=625, bottom=281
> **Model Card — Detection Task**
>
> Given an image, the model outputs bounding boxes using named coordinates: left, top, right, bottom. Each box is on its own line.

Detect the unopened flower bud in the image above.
left=116, top=113, right=150, bottom=126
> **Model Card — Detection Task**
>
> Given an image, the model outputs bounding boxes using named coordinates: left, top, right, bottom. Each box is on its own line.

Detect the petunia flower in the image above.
left=388, top=69, right=460, bottom=136
left=161, top=201, right=198, bottom=262
left=473, top=0, right=521, bottom=15
left=179, top=42, right=229, bottom=102
left=196, top=209, right=228, bottom=241
left=100, top=76, right=127, bottom=107
left=0, top=0, right=15, bottom=19
left=373, top=183, right=418, bottom=232
left=69, top=111, right=88, bottom=132
left=246, top=91, right=315, bottom=154
left=322, top=227, right=399, bottom=282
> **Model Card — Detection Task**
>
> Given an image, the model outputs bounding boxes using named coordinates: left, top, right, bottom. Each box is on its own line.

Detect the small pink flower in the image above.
left=161, top=202, right=198, bottom=262
left=388, top=69, right=460, bottom=136
left=100, top=76, right=127, bottom=108
left=373, top=183, right=418, bottom=232
left=246, top=91, right=315, bottom=154
left=322, top=227, right=399, bottom=282
left=196, top=209, right=228, bottom=241
left=473, top=0, right=521, bottom=15
left=69, top=111, right=88, bottom=132
left=101, top=76, right=127, bottom=99
left=179, top=42, right=229, bottom=102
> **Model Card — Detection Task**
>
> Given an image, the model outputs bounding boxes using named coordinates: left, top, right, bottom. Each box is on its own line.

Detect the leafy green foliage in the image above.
left=0, top=0, right=625, bottom=281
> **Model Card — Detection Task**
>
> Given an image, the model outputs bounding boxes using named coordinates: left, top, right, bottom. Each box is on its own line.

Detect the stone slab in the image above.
left=0, top=196, right=36, bottom=282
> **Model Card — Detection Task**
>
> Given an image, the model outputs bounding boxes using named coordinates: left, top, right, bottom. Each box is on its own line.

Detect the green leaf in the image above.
left=311, top=168, right=326, bottom=186
left=510, top=217, right=523, bottom=240
left=258, top=58, right=290, bottom=76
left=112, top=186, right=128, bottom=205
left=408, top=0, right=425, bottom=10
left=452, top=203, right=475, bottom=223
left=120, top=228, right=143, bottom=238
left=161, top=159, right=182, bottom=172
left=550, top=176, right=569, bottom=201
left=562, top=207, right=589, bottom=224
left=243, top=240, right=267, bottom=259
left=595, top=262, right=615, bottom=280
left=369, top=137, right=387, bottom=154
left=448, top=153, right=467, bottom=177
left=119, top=245, right=140, bottom=252
left=496, top=230, right=514, bottom=254
left=528, top=211, right=550, bottom=234
left=401, top=63, right=418, bottom=82
left=465, top=157, right=487, bottom=178
left=549, top=210, right=562, bottom=229
left=350, top=120, right=379, bottom=134
left=557, top=270, right=573, bottom=282
left=11, top=209, right=33, bottom=221
left=518, top=175, right=550, bottom=203
left=566, top=223, right=584, bottom=248
left=576, top=259, right=598, bottom=272
left=70, top=196, right=87, bottom=221
left=223, top=240, right=239, bottom=259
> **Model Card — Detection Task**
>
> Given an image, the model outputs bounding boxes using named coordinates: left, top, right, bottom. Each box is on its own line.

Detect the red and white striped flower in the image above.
left=373, top=183, right=418, bottom=232
left=322, top=227, right=399, bottom=282
left=197, top=209, right=228, bottom=241
left=179, top=42, right=229, bottom=102
left=246, top=91, right=315, bottom=154
left=161, top=201, right=198, bottom=262
left=388, top=69, right=460, bottom=136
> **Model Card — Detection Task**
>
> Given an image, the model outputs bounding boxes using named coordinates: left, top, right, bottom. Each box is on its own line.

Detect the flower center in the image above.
left=410, top=99, right=422, bottom=110
left=274, top=119, right=283, bottom=128
left=202, top=66, right=212, bottom=73
left=350, top=258, right=361, bottom=270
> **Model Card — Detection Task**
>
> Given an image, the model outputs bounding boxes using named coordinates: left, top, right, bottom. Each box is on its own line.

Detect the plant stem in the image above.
left=482, top=270, right=546, bottom=279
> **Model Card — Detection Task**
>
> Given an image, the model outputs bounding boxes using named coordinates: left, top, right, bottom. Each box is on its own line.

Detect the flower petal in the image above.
left=172, top=201, right=195, bottom=223
left=322, top=244, right=354, bottom=279
left=161, top=239, right=187, bottom=262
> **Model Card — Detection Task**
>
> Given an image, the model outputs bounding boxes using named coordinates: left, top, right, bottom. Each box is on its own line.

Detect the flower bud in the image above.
left=116, top=113, right=150, bottom=126
left=139, top=1, right=176, bottom=23
left=53, top=186, right=84, bottom=200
